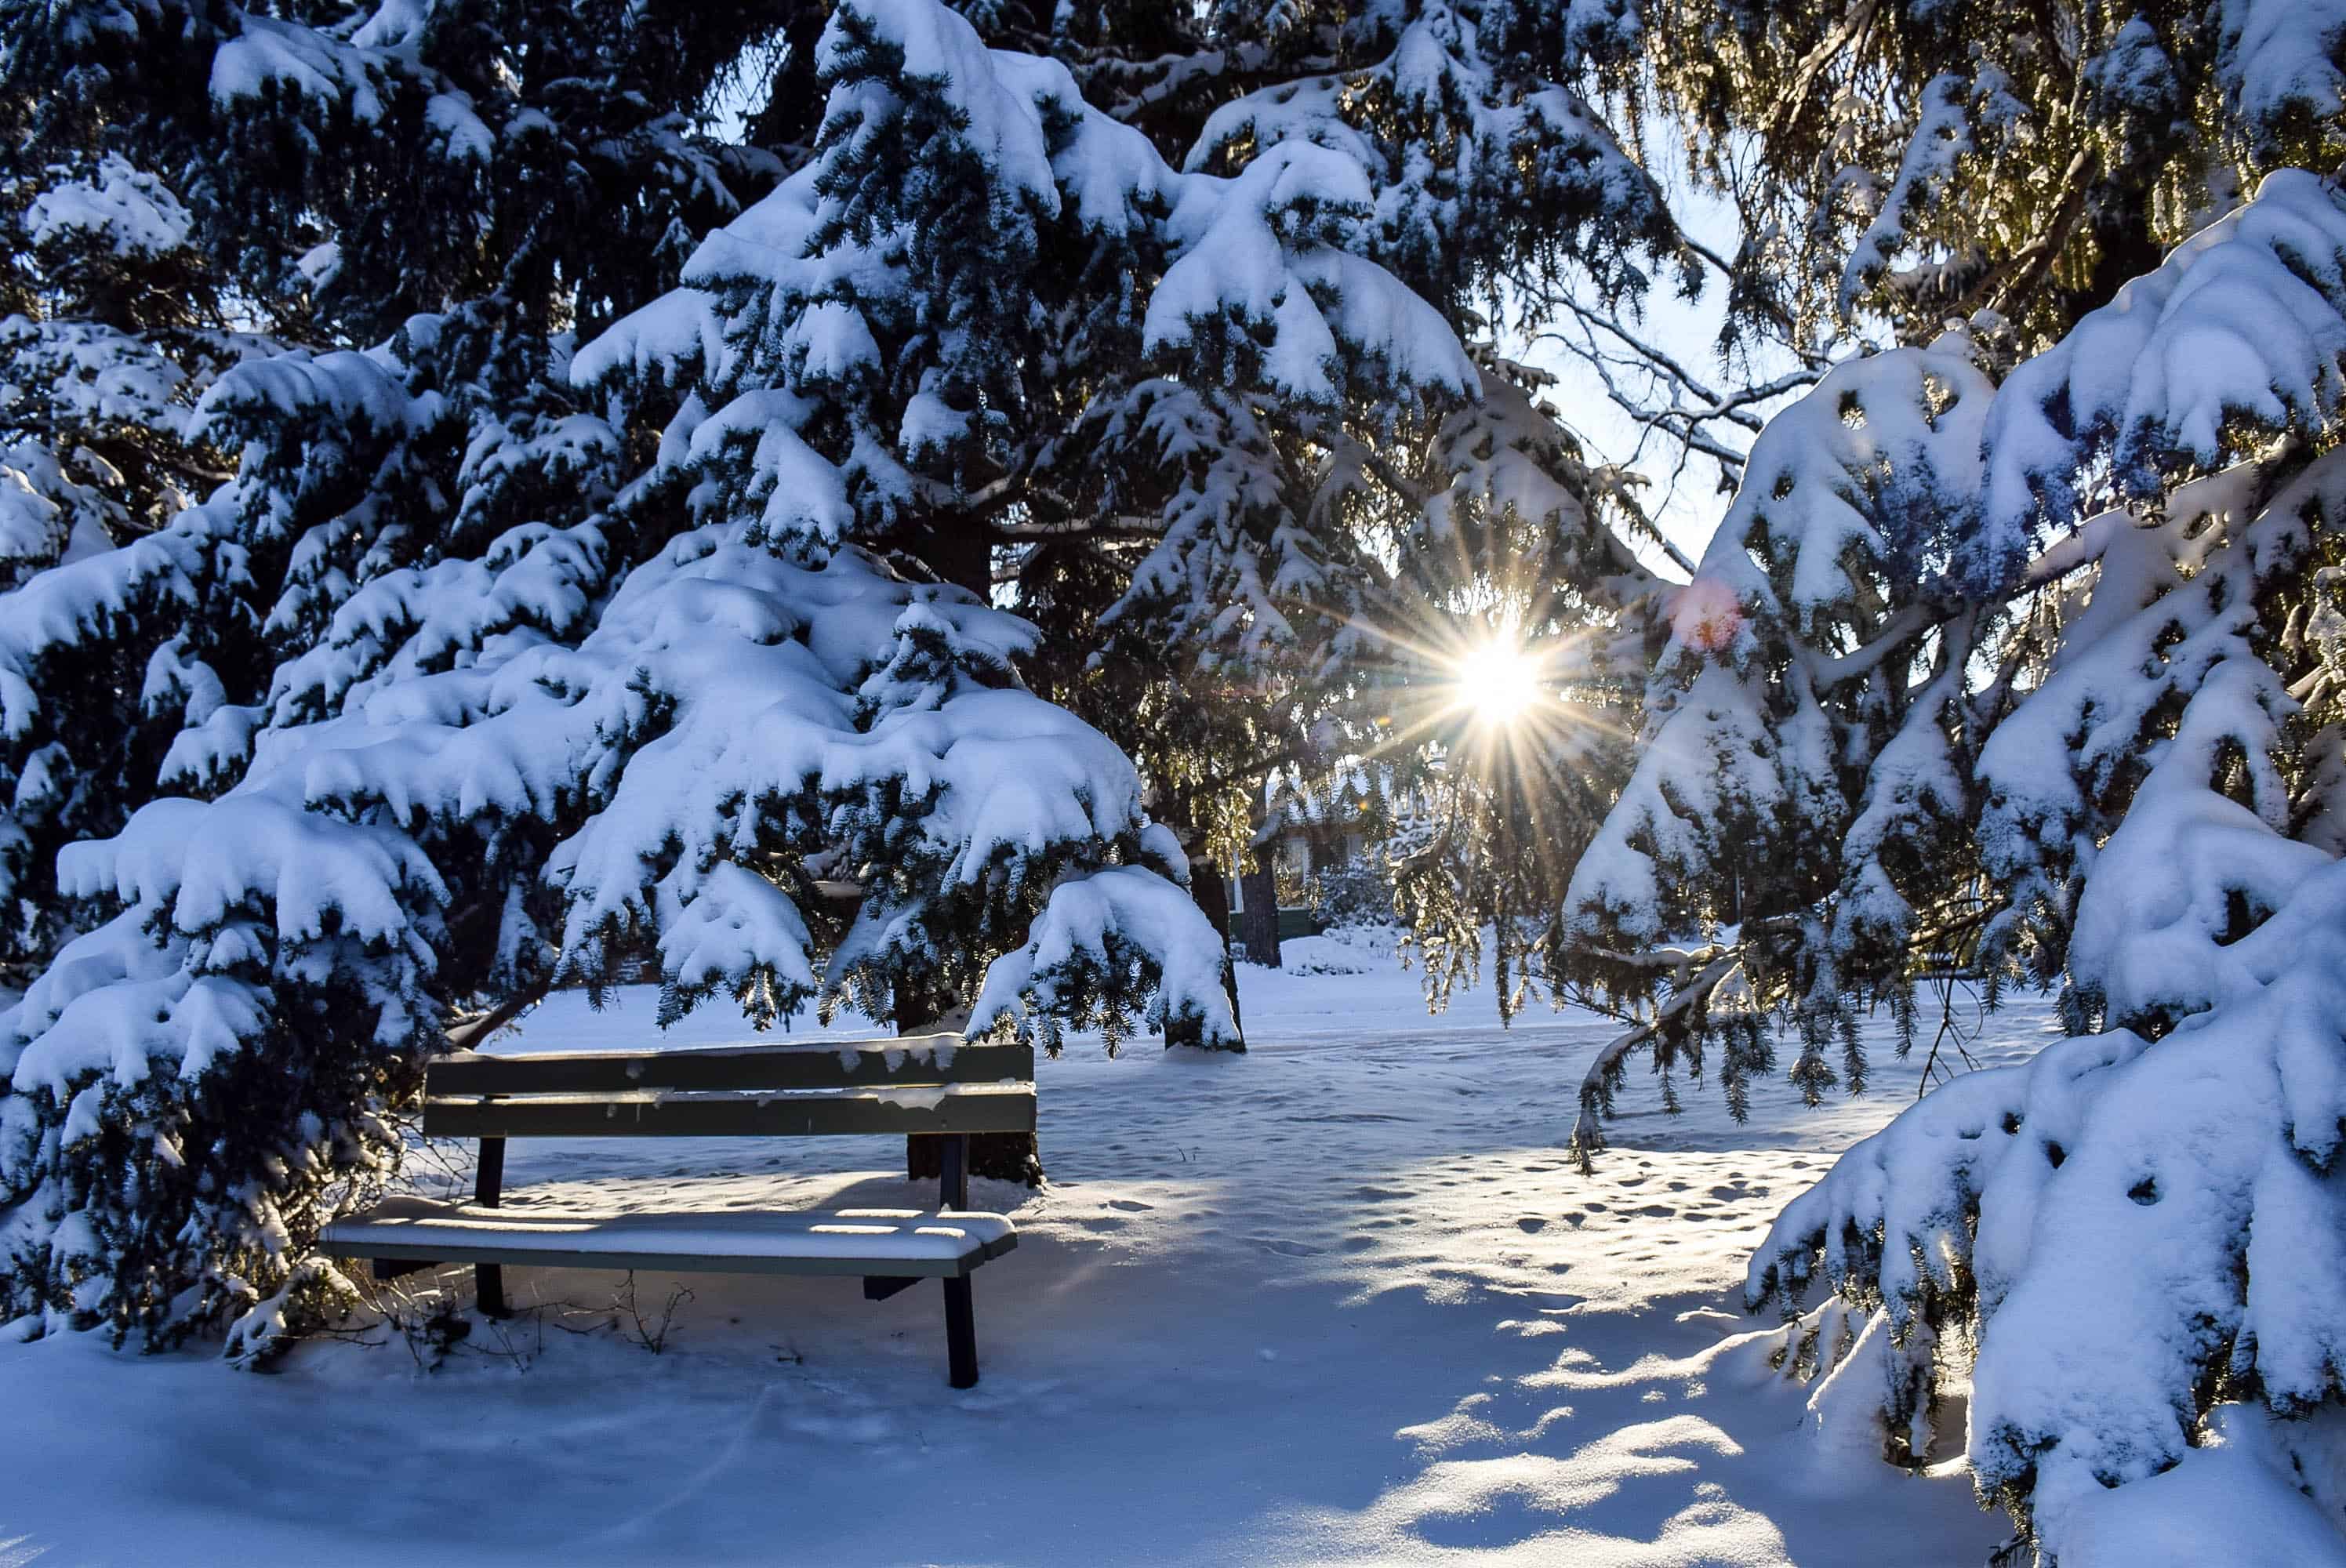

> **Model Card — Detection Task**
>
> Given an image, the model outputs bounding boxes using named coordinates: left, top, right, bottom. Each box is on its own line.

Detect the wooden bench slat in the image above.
left=429, top=1035, right=1032, bottom=1097
left=321, top=1196, right=1018, bottom=1279
left=423, top=1082, right=1037, bottom=1140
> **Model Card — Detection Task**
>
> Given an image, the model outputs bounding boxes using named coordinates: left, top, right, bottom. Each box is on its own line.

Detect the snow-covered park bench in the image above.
left=321, top=1034, right=1032, bottom=1387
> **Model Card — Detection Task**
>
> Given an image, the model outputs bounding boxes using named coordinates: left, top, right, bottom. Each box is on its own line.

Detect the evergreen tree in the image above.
left=1465, top=3, right=2346, bottom=1557
left=0, top=0, right=802, bottom=989
left=0, top=0, right=1231, bottom=1353
left=1557, top=156, right=2346, bottom=1567
left=587, top=0, right=1701, bottom=1005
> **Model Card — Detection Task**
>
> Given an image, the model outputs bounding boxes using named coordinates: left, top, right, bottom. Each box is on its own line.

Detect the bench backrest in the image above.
left=423, top=1034, right=1036, bottom=1141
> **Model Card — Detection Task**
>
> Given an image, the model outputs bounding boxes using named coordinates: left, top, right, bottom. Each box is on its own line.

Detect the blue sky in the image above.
left=1510, top=130, right=1823, bottom=576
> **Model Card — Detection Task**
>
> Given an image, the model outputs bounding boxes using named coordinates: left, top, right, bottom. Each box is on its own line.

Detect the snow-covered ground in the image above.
left=0, top=933, right=2044, bottom=1566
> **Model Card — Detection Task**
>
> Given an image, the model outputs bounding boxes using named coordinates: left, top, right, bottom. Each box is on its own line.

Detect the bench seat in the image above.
left=322, top=1196, right=1018, bottom=1279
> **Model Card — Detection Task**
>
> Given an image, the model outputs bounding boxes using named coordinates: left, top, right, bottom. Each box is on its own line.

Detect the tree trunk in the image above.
left=901, top=994, right=1043, bottom=1190
left=743, top=6, right=831, bottom=153
left=1169, top=851, right=1244, bottom=1049
left=1237, top=856, right=1281, bottom=969
left=1309, top=832, right=1339, bottom=874
left=909, top=513, right=992, bottom=598
left=1188, top=852, right=1233, bottom=952
left=906, top=1124, right=1041, bottom=1189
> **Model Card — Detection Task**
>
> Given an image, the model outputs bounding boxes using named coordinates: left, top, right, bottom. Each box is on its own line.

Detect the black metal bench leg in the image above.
left=476, top=1135, right=509, bottom=1319
left=938, top=1132, right=977, bottom=1385
left=943, top=1274, right=978, bottom=1389
left=939, top=1132, right=969, bottom=1211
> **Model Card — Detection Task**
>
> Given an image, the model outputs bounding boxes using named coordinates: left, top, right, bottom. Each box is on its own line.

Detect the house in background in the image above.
left=1224, top=764, right=1399, bottom=963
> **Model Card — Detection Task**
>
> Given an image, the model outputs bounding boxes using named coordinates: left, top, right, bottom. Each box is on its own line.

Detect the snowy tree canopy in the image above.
left=1639, top=0, right=2346, bottom=352
left=0, top=0, right=800, bottom=977
left=1, top=0, right=1429, bottom=1352
left=0, top=0, right=1692, bottom=1358
left=573, top=0, right=1695, bottom=995
left=1555, top=162, right=2346, bottom=1562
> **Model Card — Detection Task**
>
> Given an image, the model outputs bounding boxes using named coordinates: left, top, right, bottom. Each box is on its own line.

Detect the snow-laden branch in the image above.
left=1566, top=946, right=1748, bottom=1173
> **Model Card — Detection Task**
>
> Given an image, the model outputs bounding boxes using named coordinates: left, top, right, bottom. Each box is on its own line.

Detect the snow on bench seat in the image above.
left=321, top=1196, right=1019, bottom=1279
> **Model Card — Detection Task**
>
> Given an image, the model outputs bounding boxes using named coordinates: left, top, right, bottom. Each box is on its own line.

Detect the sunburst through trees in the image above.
left=1320, top=524, right=1646, bottom=1029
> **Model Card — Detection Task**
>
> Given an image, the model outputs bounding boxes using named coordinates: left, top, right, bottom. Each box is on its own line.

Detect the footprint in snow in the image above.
left=1516, top=1217, right=1548, bottom=1233
left=1250, top=1236, right=1324, bottom=1258
left=1106, top=1198, right=1155, bottom=1212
